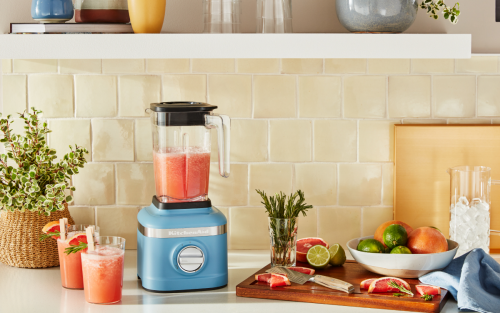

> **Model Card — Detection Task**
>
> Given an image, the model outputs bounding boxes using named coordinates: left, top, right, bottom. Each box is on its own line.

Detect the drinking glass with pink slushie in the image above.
left=81, top=236, right=126, bottom=304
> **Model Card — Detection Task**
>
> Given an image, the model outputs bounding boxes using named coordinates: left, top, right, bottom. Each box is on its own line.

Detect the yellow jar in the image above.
left=127, top=0, right=166, bottom=33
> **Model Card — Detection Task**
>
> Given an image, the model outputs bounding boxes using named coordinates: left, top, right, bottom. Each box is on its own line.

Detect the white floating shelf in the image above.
left=0, top=33, right=471, bottom=59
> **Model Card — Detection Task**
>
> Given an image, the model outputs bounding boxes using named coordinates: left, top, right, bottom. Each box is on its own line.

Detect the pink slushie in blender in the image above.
left=137, top=102, right=230, bottom=292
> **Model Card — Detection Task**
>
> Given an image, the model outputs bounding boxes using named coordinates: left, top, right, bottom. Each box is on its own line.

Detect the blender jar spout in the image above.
left=206, top=114, right=230, bottom=178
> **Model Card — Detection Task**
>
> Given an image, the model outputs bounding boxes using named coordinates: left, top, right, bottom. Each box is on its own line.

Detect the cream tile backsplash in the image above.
left=2, top=56, right=500, bottom=250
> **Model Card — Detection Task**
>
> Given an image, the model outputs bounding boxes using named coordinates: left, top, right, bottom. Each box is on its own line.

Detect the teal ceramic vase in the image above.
left=336, top=0, right=418, bottom=33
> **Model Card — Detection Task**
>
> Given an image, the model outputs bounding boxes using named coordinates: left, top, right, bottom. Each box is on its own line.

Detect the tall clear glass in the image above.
left=256, top=0, right=292, bottom=33
left=81, top=236, right=126, bottom=304
left=149, top=102, right=230, bottom=203
left=448, top=166, right=500, bottom=256
left=57, top=224, right=99, bottom=289
left=203, top=0, right=241, bottom=33
left=268, top=217, right=297, bottom=267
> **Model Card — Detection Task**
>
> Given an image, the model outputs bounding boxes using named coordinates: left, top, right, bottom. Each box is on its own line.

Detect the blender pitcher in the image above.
left=448, top=166, right=500, bottom=256
left=147, top=102, right=230, bottom=203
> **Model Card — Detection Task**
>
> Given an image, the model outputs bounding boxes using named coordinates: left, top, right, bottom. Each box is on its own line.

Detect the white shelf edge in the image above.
left=0, top=33, right=471, bottom=59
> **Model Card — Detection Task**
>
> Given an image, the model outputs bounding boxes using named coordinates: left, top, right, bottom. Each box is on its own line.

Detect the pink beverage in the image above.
left=57, top=225, right=99, bottom=289
left=154, top=147, right=211, bottom=202
left=57, top=239, right=84, bottom=289
left=81, top=239, right=126, bottom=304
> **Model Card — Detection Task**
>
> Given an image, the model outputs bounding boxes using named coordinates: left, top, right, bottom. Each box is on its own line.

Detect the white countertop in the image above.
left=0, top=250, right=476, bottom=313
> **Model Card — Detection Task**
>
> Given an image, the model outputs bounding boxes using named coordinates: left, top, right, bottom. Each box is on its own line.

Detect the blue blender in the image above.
left=137, top=102, right=230, bottom=292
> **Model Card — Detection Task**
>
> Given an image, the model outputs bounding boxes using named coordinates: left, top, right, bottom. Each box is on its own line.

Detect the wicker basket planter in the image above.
left=0, top=205, right=74, bottom=268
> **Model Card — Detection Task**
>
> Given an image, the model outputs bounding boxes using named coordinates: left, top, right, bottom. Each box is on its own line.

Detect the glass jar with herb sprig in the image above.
left=257, top=189, right=312, bottom=267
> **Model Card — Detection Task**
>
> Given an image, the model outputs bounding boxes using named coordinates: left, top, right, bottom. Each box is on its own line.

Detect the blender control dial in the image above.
left=177, top=246, right=205, bottom=273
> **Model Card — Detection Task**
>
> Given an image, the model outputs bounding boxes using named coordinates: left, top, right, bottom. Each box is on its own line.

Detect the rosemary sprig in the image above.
left=256, top=190, right=312, bottom=219
left=257, top=190, right=312, bottom=266
left=39, top=230, right=61, bottom=241
left=388, top=280, right=414, bottom=296
left=421, top=294, right=434, bottom=301
left=64, top=242, right=88, bottom=255
left=393, top=293, right=406, bottom=297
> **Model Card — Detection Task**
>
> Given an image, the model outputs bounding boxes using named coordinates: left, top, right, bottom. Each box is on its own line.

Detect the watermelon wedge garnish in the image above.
left=416, top=285, right=441, bottom=296
left=287, top=267, right=315, bottom=275
left=39, top=221, right=61, bottom=241
left=269, top=274, right=291, bottom=287
left=296, top=238, right=329, bottom=263
left=368, top=277, right=411, bottom=294
left=360, top=278, right=377, bottom=289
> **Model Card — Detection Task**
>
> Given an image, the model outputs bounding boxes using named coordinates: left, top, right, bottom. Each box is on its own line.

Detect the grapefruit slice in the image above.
left=368, top=277, right=411, bottom=293
left=287, top=267, right=315, bottom=275
left=255, top=273, right=287, bottom=283
left=41, top=221, right=61, bottom=240
left=296, top=238, right=329, bottom=263
left=416, top=285, right=441, bottom=296
left=255, top=273, right=272, bottom=283
left=269, top=274, right=291, bottom=287
left=360, top=278, right=377, bottom=289
left=67, top=233, right=88, bottom=245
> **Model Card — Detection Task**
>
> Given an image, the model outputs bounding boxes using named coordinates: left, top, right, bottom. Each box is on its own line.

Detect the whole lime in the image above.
left=383, top=224, right=408, bottom=249
left=357, top=239, right=385, bottom=253
left=390, top=246, right=412, bottom=254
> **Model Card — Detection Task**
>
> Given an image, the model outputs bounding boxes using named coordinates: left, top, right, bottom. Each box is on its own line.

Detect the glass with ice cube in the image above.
left=448, top=166, right=500, bottom=256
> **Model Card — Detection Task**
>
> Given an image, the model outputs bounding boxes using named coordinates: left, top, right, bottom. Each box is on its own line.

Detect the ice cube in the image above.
left=458, top=196, right=469, bottom=206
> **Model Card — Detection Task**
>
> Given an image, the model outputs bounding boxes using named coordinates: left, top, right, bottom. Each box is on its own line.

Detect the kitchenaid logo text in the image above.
left=168, top=229, right=210, bottom=236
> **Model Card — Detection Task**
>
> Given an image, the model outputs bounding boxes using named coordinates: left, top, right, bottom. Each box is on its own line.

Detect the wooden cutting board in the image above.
left=236, top=261, right=449, bottom=313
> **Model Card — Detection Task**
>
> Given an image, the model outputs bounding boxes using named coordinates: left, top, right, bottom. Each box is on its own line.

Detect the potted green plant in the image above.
left=0, top=108, right=88, bottom=268
left=336, top=0, right=461, bottom=33
left=256, top=189, right=312, bottom=267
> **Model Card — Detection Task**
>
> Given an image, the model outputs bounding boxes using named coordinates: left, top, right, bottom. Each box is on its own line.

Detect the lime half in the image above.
left=329, top=244, right=346, bottom=266
left=306, top=245, right=330, bottom=269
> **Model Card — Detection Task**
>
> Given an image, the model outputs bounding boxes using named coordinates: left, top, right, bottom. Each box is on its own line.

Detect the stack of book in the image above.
left=10, top=23, right=133, bottom=34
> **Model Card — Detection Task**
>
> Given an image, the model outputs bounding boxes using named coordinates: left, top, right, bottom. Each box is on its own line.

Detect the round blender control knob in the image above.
left=177, top=246, right=205, bottom=273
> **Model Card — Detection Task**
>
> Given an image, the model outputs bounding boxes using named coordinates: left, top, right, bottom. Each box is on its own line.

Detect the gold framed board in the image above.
left=394, top=124, right=500, bottom=250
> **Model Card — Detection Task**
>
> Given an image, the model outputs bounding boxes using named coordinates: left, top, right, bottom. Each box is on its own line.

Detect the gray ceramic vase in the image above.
left=336, top=0, right=418, bottom=33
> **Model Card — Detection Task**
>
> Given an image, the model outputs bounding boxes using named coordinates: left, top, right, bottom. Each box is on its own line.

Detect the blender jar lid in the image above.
left=150, top=102, right=217, bottom=112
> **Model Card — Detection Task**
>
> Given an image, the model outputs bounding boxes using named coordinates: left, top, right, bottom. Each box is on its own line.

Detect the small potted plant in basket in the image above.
left=257, top=189, right=312, bottom=267
left=0, top=108, right=88, bottom=268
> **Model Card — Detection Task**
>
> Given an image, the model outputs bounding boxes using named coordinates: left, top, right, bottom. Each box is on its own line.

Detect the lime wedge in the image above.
left=306, top=245, right=330, bottom=269
left=329, top=243, right=346, bottom=266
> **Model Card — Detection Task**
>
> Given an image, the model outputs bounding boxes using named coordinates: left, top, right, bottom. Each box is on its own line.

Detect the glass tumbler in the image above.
left=82, top=236, right=126, bottom=304
left=448, top=166, right=500, bottom=256
left=203, top=0, right=241, bottom=33
left=256, top=0, right=292, bottom=33
left=57, top=225, right=99, bottom=289
left=268, top=217, right=298, bottom=267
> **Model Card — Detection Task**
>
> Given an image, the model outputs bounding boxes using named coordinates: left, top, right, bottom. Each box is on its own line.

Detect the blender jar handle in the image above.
left=206, top=114, right=230, bottom=178
left=491, top=180, right=500, bottom=236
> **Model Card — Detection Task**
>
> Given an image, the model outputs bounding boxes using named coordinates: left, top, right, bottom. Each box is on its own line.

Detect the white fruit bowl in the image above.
left=347, top=236, right=459, bottom=278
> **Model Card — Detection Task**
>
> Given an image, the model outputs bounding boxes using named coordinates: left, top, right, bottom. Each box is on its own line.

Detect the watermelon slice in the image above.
left=269, top=274, right=291, bottom=287
left=416, top=285, right=441, bottom=296
left=287, top=267, right=315, bottom=275
left=368, top=277, right=411, bottom=293
left=296, top=238, right=329, bottom=263
left=360, top=278, right=377, bottom=289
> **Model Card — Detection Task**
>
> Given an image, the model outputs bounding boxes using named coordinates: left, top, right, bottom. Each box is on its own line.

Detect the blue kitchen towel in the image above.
left=419, top=249, right=500, bottom=313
